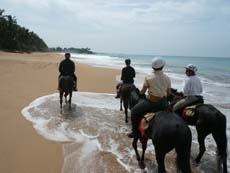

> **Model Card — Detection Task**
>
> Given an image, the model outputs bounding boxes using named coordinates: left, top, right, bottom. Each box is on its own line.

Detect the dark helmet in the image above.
left=65, top=53, right=71, bottom=58
left=125, top=58, right=131, bottom=65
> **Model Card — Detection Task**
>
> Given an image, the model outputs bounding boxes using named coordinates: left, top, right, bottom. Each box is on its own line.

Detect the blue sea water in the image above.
left=105, top=53, right=230, bottom=84
left=71, top=52, right=230, bottom=105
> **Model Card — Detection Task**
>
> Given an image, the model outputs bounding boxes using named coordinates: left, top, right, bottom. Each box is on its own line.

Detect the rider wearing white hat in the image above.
left=128, top=57, right=171, bottom=138
left=173, top=64, right=203, bottom=112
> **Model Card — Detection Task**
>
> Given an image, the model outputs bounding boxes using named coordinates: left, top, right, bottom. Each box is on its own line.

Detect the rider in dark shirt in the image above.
left=58, top=53, right=77, bottom=91
left=121, top=60, right=135, bottom=83
left=115, top=59, right=136, bottom=98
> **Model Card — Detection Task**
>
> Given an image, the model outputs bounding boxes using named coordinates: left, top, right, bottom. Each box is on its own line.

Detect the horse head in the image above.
left=129, top=87, right=146, bottom=109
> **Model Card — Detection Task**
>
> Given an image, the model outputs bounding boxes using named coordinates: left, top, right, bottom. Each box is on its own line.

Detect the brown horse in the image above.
left=169, top=88, right=228, bottom=173
left=58, top=75, right=74, bottom=110
left=129, top=88, right=192, bottom=173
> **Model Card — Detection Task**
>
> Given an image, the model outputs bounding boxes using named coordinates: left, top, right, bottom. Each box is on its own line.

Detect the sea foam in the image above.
left=21, top=92, right=230, bottom=173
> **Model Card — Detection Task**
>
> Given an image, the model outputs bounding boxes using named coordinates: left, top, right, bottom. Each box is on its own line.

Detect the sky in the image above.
left=1, top=0, right=230, bottom=57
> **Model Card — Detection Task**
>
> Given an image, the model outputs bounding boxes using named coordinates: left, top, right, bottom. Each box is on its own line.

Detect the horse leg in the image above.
left=68, top=91, right=72, bottom=110
left=155, top=149, right=166, bottom=173
left=212, top=131, right=228, bottom=173
left=65, top=95, right=67, bottom=103
left=120, top=98, right=123, bottom=111
left=139, top=139, right=148, bottom=169
left=60, top=92, right=63, bottom=110
left=132, top=137, right=141, bottom=162
left=195, top=129, right=208, bottom=163
left=124, top=99, right=129, bottom=123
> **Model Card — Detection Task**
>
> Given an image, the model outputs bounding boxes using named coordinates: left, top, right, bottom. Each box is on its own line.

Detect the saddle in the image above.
left=182, top=97, right=204, bottom=118
left=121, top=83, right=135, bottom=91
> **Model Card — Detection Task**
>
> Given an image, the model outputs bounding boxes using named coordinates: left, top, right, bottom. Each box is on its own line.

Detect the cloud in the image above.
left=1, top=0, right=230, bottom=56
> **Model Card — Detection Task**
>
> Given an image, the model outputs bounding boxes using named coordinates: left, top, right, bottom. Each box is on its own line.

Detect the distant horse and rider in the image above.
left=58, top=53, right=77, bottom=110
left=115, top=58, right=136, bottom=122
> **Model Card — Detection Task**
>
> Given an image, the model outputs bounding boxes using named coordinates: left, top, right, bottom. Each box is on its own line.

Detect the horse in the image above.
left=169, top=88, right=228, bottom=173
left=58, top=75, right=74, bottom=110
left=129, top=88, right=192, bottom=173
left=119, top=84, right=135, bottom=123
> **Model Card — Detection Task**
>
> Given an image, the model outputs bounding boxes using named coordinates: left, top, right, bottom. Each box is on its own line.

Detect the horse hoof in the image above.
left=193, top=159, right=200, bottom=166
left=138, top=161, right=145, bottom=169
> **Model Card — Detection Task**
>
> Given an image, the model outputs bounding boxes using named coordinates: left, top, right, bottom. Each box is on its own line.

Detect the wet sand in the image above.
left=0, top=51, right=119, bottom=173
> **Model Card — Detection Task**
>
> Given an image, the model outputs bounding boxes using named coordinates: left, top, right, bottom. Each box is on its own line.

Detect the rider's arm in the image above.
left=140, top=85, right=148, bottom=95
left=59, top=62, right=62, bottom=73
left=140, top=76, right=149, bottom=95
left=121, top=68, right=125, bottom=81
left=72, top=61, right=75, bottom=73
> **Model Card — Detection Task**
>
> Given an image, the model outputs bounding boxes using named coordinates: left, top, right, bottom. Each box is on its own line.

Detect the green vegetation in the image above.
left=50, top=47, right=95, bottom=54
left=0, top=9, right=48, bottom=52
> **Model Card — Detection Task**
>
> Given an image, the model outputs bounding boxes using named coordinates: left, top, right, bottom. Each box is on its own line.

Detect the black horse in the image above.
left=119, top=84, right=135, bottom=123
left=58, top=75, right=74, bottom=110
left=129, top=88, right=192, bottom=173
left=169, top=88, right=228, bottom=173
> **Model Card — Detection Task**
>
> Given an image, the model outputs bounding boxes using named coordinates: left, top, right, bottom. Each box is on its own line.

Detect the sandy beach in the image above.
left=0, top=51, right=119, bottom=173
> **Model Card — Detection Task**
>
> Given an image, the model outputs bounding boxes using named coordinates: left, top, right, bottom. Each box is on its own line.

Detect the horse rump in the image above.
left=59, top=75, right=74, bottom=92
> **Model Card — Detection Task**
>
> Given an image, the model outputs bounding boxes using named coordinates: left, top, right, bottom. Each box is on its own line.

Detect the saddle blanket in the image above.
left=139, top=113, right=155, bottom=137
left=182, top=105, right=196, bottom=118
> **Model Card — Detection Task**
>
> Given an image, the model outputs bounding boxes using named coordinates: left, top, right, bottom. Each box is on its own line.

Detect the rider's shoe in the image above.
left=115, top=95, right=120, bottom=99
left=127, top=132, right=135, bottom=138
left=115, top=92, right=120, bottom=98
left=73, top=87, right=78, bottom=91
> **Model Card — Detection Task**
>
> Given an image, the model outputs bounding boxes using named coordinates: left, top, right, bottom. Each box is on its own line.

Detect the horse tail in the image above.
left=175, top=123, right=192, bottom=173
left=217, top=113, right=227, bottom=157
left=213, top=111, right=228, bottom=172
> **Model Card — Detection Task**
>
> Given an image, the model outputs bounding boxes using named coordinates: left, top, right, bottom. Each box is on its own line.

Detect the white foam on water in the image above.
left=21, top=91, right=230, bottom=173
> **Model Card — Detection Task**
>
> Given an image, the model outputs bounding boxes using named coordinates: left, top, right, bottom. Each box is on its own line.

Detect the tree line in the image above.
left=50, top=47, right=94, bottom=54
left=0, top=9, right=48, bottom=52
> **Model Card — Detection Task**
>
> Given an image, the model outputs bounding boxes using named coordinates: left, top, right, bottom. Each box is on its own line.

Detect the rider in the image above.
left=115, top=59, right=136, bottom=98
left=58, top=53, right=77, bottom=91
left=173, top=64, right=203, bottom=112
left=128, top=57, right=171, bottom=138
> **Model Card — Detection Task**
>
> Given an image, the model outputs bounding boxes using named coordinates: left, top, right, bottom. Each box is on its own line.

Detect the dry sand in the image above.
left=0, top=51, right=119, bottom=173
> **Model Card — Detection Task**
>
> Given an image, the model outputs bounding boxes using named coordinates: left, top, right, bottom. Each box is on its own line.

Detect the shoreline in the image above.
left=0, top=51, right=120, bottom=173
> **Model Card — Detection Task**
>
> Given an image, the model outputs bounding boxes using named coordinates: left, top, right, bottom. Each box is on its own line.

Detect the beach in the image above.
left=0, top=51, right=119, bottom=173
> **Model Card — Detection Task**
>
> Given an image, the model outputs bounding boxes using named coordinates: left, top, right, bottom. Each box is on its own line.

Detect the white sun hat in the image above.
left=152, top=57, right=166, bottom=69
left=185, top=64, right=197, bottom=72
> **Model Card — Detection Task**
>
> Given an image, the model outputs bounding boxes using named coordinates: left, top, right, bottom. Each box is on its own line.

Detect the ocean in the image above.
left=22, top=52, right=230, bottom=173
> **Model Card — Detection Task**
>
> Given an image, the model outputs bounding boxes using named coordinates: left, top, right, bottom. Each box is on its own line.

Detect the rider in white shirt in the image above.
left=173, top=64, right=203, bottom=112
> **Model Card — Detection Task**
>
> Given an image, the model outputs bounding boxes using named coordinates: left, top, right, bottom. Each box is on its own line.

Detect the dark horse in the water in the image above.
left=169, top=88, right=228, bottom=173
left=58, top=75, right=74, bottom=110
left=119, top=84, right=135, bottom=123
left=129, top=88, right=192, bottom=173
